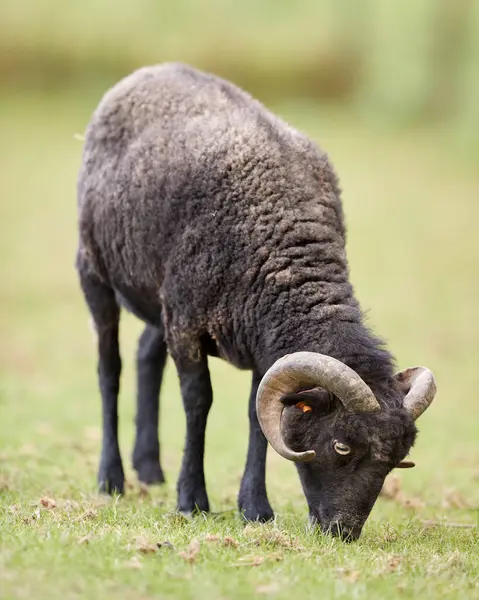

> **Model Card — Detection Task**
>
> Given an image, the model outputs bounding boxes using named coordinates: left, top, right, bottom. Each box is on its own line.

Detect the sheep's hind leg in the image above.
left=78, top=270, right=124, bottom=495
left=133, top=324, right=167, bottom=485
left=174, top=350, right=212, bottom=514
left=238, top=371, right=274, bottom=521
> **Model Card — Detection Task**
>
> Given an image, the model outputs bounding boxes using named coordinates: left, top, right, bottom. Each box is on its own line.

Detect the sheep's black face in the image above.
left=280, top=389, right=417, bottom=541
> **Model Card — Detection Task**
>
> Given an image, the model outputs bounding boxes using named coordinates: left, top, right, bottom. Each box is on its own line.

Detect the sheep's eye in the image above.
left=333, top=440, right=351, bottom=455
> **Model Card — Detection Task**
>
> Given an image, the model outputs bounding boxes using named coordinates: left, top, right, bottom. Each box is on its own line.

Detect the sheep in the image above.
left=76, top=62, right=437, bottom=541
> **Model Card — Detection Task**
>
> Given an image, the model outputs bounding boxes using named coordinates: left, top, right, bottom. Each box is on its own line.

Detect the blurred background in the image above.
left=2, top=0, right=479, bottom=145
left=0, top=0, right=478, bottom=506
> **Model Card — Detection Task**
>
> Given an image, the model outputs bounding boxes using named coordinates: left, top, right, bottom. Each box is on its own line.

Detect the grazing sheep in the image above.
left=76, top=63, right=436, bottom=541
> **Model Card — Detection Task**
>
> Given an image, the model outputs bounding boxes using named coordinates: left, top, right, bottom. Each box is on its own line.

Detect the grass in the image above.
left=0, top=86, right=478, bottom=599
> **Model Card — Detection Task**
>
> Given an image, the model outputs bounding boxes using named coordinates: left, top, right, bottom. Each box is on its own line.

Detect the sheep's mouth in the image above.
left=309, top=511, right=363, bottom=542
left=322, top=521, right=361, bottom=542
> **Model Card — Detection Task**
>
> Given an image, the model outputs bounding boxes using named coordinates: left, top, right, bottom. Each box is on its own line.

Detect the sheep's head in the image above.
left=256, top=352, right=436, bottom=541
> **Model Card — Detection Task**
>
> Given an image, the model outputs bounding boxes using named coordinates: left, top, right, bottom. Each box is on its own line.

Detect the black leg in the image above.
left=174, top=353, right=212, bottom=514
left=133, top=324, right=167, bottom=484
left=238, top=371, right=274, bottom=521
left=79, top=271, right=124, bottom=495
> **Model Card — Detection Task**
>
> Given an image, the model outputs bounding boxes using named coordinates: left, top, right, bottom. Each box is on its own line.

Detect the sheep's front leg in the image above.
left=78, top=270, right=124, bottom=494
left=133, top=324, right=167, bottom=484
left=238, top=371, right=274, bottom=521
left=174, top=353, right=212, bottom=514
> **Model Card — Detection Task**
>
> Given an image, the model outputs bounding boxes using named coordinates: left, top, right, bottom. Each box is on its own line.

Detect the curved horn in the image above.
left=394, top=366, right=436, bottom=421
left=256, top=351, right=380, bottom=462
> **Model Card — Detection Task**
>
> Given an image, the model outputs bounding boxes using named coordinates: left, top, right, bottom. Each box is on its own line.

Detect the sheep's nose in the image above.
left=327, top=522, right=361, bottom=542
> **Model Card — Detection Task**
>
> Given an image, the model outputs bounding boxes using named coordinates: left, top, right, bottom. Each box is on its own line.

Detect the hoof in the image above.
left=240, top=506, right=275, bottom=523
left=98, top=458, right=125, bottom=495
left=177, top=487, right=210, bottom=515
left=238, top=495, right=274, bottom=522
left=134, top=459, right=166, bottom=485
left=98, top=473, right=125, bottom=496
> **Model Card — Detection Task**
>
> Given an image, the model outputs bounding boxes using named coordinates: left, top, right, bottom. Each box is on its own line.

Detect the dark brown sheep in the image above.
left=76, top=63, right=436, bottom=540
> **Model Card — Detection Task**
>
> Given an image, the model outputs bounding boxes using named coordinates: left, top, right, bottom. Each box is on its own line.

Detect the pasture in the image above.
left=0, top=87, right=478, bottom=599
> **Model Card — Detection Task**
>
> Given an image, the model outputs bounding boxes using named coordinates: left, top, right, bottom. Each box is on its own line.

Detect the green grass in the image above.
left=0, top=88, right=478, bottom=599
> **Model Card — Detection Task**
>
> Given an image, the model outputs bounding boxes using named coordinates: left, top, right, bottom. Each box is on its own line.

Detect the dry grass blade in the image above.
left=336, top=568, right=360, bottom=583
left=62, top=500, right=80, bottom=511
left=74, top=509, right=97, bottom=522
left=135, top=536, right=158, bottom=554
left=39, top=497, right=56, bottom=509
left=163, top=512, right=190, bottom=526
left=178, top=539, right=200, bottom=563
left=243, top=524, right=304, bottom=550
left=231, top=555, right=264, bottom=567
left=375, top=554, right=403, bottom=574
left=23, top=508, right=41, bottom=524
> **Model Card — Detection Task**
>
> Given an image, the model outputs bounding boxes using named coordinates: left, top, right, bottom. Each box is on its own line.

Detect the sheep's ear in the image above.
left=395, top=460, right=415, bottom=468
left=281, top=388, right=336, bottom=415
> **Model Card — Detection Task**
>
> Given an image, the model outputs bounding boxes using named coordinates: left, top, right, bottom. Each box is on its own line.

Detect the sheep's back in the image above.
left=76, top=63, right=349, bottom=358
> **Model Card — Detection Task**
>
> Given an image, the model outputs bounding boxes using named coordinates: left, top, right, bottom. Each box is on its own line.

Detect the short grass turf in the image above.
left=0, top=89, right=478, bottom=600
